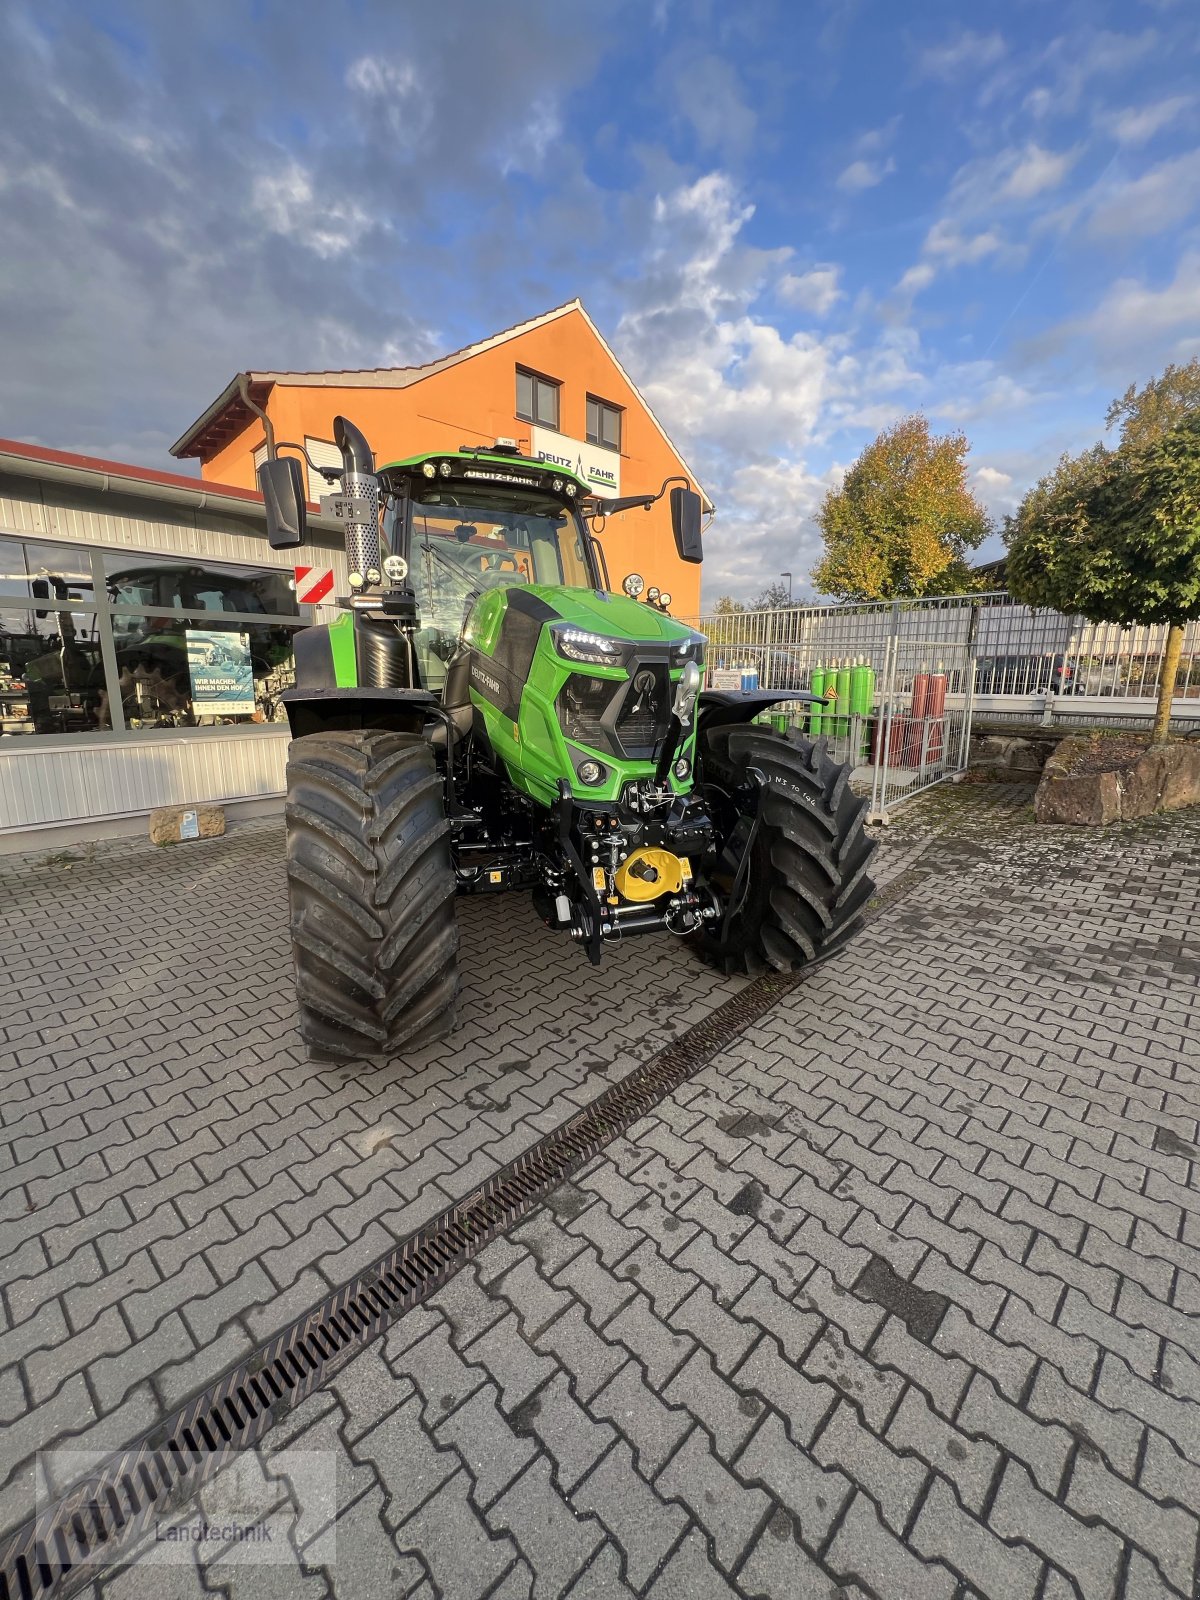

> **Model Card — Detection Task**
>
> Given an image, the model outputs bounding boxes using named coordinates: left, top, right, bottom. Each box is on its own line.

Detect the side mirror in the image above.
left=257, top=457, right=307, bottom=549
left=670, top=487, right=703, bottom=564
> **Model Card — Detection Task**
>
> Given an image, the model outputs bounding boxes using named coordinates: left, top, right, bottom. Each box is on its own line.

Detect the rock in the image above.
left=149, top=804, right=226, bottom=845
left=1035, top=737, right=1200, bottom=826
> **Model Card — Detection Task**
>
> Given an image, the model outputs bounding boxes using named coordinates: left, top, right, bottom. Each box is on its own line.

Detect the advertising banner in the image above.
left=530, top=427, right=621, bottom=497
left=185, top=629, right=255, bottom=716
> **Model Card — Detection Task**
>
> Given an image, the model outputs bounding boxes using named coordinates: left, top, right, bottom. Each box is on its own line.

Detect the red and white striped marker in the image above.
left=293, top=565, right=335, bottom=605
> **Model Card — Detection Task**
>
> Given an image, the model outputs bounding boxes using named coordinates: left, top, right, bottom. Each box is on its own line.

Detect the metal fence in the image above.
left=683, top=595, right=979, bottom=821
left=682, top=591, right=1200, bottom=821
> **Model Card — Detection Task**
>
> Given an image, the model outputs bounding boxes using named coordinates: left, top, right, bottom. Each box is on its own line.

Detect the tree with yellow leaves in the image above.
left=813, top=415, right=991, bottom=600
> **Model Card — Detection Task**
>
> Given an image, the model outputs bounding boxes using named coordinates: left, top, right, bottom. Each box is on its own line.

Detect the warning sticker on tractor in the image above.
left=185, top=630, right=255, bottom=717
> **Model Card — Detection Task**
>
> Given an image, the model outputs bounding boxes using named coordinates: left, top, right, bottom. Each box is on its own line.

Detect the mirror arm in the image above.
left=589, top=475, right=691, bottom=517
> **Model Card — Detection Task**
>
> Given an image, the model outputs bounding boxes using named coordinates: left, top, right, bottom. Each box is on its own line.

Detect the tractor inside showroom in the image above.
left=258, top=419, right=875, bottom=1058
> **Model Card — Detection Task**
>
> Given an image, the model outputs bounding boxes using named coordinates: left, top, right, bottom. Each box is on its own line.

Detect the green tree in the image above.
left=750, top=580, right=794, bottom=611
left=813, top=414, right=991, bottom=600
left=1006, top=411, right=1200, bottom=744
left=1106, top=358, right=1200, bottom=453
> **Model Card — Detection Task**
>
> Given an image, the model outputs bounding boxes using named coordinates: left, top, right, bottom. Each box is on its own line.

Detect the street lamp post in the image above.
left=780, top=571, right=793, bottom=604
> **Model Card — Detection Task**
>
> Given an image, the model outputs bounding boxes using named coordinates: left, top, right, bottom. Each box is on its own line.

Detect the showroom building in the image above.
left=0, top=440, right=346, bottom=846
left=0, top=301, right=709, bottom=847
left=171, top=299, right=710, bottom=617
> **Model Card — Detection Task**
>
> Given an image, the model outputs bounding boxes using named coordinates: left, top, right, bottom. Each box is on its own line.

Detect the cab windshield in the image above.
left=401, top=489, right=594, bottom=689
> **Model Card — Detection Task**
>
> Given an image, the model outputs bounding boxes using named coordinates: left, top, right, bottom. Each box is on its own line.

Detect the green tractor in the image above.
left=258, top=418, right=875, bottom=1059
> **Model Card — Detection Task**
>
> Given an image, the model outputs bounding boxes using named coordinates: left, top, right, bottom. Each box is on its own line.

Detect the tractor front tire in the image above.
left=284, top=730, right=458, bottom=1058
left=694, top=723, right=876, bottom=976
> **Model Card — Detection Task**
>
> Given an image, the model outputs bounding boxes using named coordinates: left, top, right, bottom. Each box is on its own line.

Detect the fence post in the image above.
left=868, top=602, right=902, bottom=824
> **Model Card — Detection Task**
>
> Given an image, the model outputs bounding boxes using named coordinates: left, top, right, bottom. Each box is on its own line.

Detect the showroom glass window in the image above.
left=0, top=536, right=304, bottom=738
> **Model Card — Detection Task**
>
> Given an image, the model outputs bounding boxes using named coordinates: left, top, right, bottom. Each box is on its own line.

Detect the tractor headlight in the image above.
left=565, top=482, right=578, bottom=497
left=578, top=759, right=605, bottom=785
left=552, top=626, right=625, bottom=665
left=439, top=460, right=452, bottom=477
left=670, top=636, right=705, bottom=669
left=674, top=757, right=691, bottom=780
left=623, top=573, right=645, bottom=597
left=672, top=660, right=702, bottom=726
left=422, top=462, right=437, bottom=479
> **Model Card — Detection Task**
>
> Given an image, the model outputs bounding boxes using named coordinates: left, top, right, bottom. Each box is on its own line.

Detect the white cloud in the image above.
left=925, top=219, right=1006, bottom=266
left=251, top=163, right=372, bottom=259
left=975, top=466, right=1013, bottom=487
left=778, top=265, right=842, bottom=316
left=836, top=157, right=895, bottom=193
left=917, top=30, right=1006, bottom=80
left=1108, top=95, right=1192, bottom=145
left=896, top=262, right=936, bottom=297
left=854, top=116, right=901, bottom=155
left=998, top=144, right=1078, bottom=201
left=1086, top=149, right=1200, bottom=238
left=1070, top=251, right=1200, bottom=355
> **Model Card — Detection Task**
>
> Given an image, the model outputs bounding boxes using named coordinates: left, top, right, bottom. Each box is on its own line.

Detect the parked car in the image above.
left=973, top=654, right=1077, bottom=695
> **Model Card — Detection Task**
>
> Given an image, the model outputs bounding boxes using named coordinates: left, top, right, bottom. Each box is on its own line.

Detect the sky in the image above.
left=1, top=0, right=1198, bottom=603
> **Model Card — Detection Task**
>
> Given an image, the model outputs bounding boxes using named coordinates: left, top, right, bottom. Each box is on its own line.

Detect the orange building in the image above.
left=171, top=300, right=711, bottom=615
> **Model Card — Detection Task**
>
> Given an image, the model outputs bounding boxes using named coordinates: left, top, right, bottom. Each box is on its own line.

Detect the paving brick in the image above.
left=554, top=1247, right=637, bottom=1330
left=464, top=1314, right=558, bottom=1418
left=512, top=1370, right=615, bottom=1492
left=826, top=1489, right=957, bottom=1600
left=394, top=1468, right=518, bottom=1600
left=399, top=1321, right=489, bottom=1425
left=887, top=1384, right=999, bottom=1514
left=802, top=1324, right=905, bottom=1432
left=488, top=1456, right=603, bottom=1599
left=156, top=1318, right=250, bottom=1412
left=995, top=1296, right=1099, bottom=1390
left=571, top=1440, right=687, bottom=1590
left=957, top=1371, right=1071, bottom=1496
left=813, top=1396, right=927, bottom=1533
left=588, top=1359, right=691, bottom=1479
left=868, top=1314, right=972, bottom=1417
left=655, top=1425, right=770, bottom=1572
left=1056, top=1286, right=1160, bottom=1379
left=1068, top=1451, right=1198, bottom=1596
left=531, top=1302, right=625, bottom=1404
left=660, top=1346, right=759, bottom=1461
left=991, top=1459, right=1123, bottom=1600
left=732, top=1275, right=822, bottom=1365
left=911, top=1474, right=1041, bottom=1600
left=934, top=1304, right=1035, bottom=1402
left=354, top=1390, right=458, bottom=1525
left=732, top=1334, right=836, bottom=1448
left=1096, top=1352, right=1200, bottom=1468
left=434, top=1382, right=537, bottom=1508
left=26, top=1303, right=129, bottom=1403
left=644, top=1527, right=741, bottom=1600
left=606, top=1294, right=694, bottom=1390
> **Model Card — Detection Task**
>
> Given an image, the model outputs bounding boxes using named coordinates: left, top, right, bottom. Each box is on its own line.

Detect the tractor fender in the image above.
left=697, top=688, right=826, bottom=732
left=281, top=686, right=436, bottom=740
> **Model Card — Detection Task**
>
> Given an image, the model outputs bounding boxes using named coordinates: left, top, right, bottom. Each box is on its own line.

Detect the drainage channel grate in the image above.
left=0, top=886, right=915, bottom=1600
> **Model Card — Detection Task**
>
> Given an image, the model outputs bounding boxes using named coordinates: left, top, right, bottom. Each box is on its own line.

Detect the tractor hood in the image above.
left=523, top=585, right=696, bottom=645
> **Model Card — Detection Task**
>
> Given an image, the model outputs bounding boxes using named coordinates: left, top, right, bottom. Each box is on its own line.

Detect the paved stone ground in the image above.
left=0, top=820, right=746, bottom=1539
left=5, top=783, right=1200, bottom=1598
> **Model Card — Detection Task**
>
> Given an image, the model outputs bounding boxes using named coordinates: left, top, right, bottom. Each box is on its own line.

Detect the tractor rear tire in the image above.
left=694, top=723, right=876, bottom=976
left=284, top=730, right=459, bottom=1059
